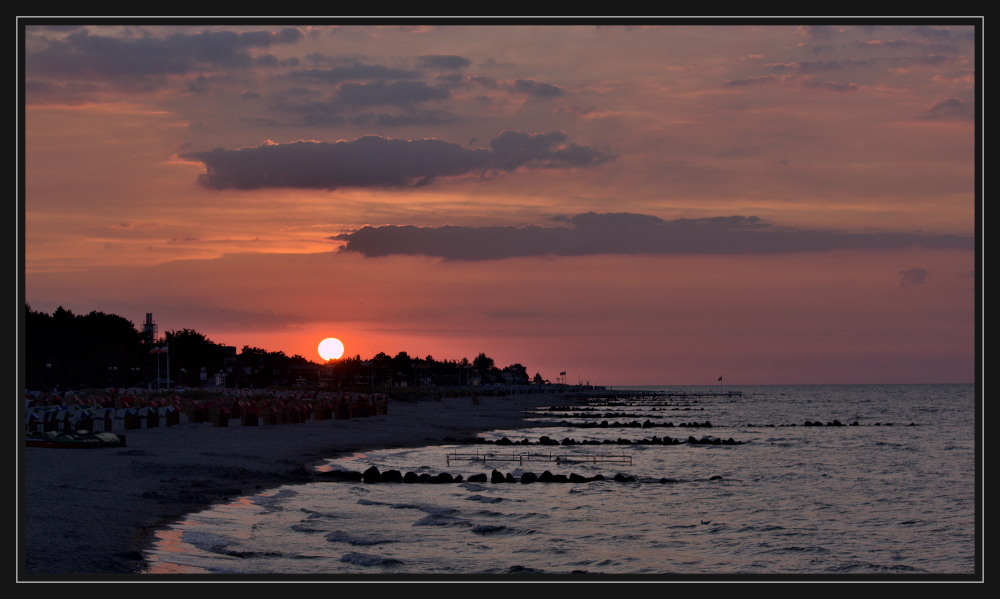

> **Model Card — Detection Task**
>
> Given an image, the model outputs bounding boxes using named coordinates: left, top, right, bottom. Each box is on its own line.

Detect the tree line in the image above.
left=24, top=304, right=544, bottom=391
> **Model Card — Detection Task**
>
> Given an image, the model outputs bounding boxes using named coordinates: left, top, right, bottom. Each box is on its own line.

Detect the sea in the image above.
left=141, top=384, right=978, bottom=578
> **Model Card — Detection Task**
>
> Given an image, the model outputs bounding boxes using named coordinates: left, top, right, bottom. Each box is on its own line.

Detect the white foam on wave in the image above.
left=180, top=530, right=234, bottom=554
left=251, top=488, right=298, bottom=509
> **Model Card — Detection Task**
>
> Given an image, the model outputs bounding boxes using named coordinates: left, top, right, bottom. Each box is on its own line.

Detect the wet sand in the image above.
left=20, top=392, right=579, bottom=578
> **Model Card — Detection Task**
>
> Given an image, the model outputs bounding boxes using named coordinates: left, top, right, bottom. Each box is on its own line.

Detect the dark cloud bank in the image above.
left=334, top=212, right=973, bottom=260
left=28, top=27, right=303, bottom=78
left=182, top=131, right=614, bottom=190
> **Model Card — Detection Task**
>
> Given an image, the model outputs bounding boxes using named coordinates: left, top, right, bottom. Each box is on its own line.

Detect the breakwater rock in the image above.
left=443, top=434, right=742, bottom=446
left=318, top=466, right=619, bottom=485
left=544, top=420, right=714, bottom=429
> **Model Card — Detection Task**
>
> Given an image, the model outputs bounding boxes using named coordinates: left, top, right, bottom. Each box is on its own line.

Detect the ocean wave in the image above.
left=470, top=524, right=535, bottom=536
left=301, top=509, right=338, bottom=519
left=180, top=530, right=234, bottom=554
left=512, top=512, right=550, bottom=520
left=827, top=561, right=926, bottom=573
left=465, top=494, right=503, bottom=503
left=412, top=513, right=470, bottom=527
left=251, top=488, right=297, bottom=510
left=356, top=498, right=389, bottom=506
left=416, top=505, right=459, bottom=516
left=144, top=385, right=974, bottom=576
left=290, top=524, right=326, bottom=533
left=502, top=565, right=546, bottom=574
left=339, top=552, right=403, bottom=567
left=764, top=546, right=831, bottom=554
left=325, top=530, right=397, bottom=546
left=470, top=524, right=508, bottom=534
left=222, top=549, right=284, bottom=559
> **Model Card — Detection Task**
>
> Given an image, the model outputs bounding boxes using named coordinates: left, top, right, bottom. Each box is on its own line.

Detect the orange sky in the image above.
left=21, top=20, right=979, bottom=384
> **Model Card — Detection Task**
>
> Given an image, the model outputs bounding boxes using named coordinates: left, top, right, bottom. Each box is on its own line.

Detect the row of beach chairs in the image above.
left=25, top=392, right=389, bottom=433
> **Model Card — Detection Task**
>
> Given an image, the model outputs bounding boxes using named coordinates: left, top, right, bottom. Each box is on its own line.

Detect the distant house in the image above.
left=288, top=364, right=335, bottom=387
left=149, top=377, right=174, bottom=388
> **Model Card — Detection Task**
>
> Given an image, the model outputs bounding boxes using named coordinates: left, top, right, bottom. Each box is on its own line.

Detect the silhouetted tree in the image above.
left=333, top=354, right=365, bottom=386
left=160, top=328, right=226, bottom=387
left=369, top=352, right=394, bottom=386
left=473, top=352, right=502, bottom=383
left=24, top=302, right=540, bottom=391
left=25, top=304, right=55, bottom=389
left=288, top=354, right=312, bottom=365
left=24, top=305, right=148, bottom=389
left=503, top=363, right=529, bottom=384
left=473, top=352, right=494, bottom=376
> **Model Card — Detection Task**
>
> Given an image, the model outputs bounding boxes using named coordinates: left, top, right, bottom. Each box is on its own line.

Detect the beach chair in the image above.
left=241, top=403, right=259, bottom=426
left=212, top=407, right=230, bottom=427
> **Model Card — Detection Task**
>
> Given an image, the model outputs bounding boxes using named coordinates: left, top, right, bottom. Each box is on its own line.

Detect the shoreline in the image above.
left=21, top=391, right=582, bottom=578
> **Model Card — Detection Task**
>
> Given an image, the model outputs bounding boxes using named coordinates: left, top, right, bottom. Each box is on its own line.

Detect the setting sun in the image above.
left=318, top=337, right=345, bottom=361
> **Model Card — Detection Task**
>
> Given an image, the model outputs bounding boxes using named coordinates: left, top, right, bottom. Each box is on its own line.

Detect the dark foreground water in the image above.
left=143, top=384, right=977, bottom=577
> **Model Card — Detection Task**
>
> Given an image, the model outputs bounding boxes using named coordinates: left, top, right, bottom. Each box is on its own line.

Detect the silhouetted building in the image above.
left=142, top=313, right=157, bottom=347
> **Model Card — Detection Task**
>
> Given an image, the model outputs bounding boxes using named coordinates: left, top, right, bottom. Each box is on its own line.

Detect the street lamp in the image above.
left=108, top=366, right=117, bottom=388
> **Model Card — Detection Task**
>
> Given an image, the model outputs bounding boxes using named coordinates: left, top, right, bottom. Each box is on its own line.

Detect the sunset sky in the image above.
left=21, top=19, right=979, bottom=385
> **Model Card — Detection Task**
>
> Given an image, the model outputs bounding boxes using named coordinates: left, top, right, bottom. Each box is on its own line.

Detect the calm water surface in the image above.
left=143, top=384, right=976, bottom=576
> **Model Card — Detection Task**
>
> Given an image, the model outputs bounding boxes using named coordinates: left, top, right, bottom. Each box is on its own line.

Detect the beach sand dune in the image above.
left=21, top=392, right=576, bottom=576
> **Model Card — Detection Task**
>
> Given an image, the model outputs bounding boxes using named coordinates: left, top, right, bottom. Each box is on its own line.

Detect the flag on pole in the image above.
left=150, top=345, right=168, bottom=354
left=718, top=376, right=723, bottom=382
left=560, top=371, right=566, bottom=376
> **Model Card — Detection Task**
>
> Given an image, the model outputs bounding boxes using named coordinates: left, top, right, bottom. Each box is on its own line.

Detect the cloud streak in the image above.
left=334, top=80, right=450, bottom=107
left=917, top=97, right=974, bottom=120
left=416, top=54, right=472, bottom=70
left=182, top=131, right=615, bottom=190
left=335, top=212, right=973, bottom=260
left=723, top=73, right=859, bottom=92
left=287, top=64, right=421, bottom=83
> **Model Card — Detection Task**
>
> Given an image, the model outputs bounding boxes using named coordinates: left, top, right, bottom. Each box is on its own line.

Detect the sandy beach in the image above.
left=21, top=391, right=579, bottom=578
